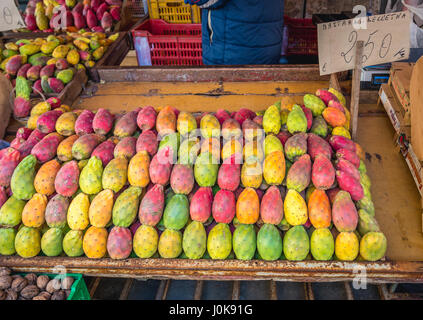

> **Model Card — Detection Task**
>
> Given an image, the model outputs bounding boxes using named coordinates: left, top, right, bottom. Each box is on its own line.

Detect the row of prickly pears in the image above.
left=0, top=87, right=386, bottom=262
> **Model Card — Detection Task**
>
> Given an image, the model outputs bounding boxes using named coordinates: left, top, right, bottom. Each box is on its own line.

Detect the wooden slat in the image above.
left=194, top=280, right=204, bottom=300
left=119, top=279, right=134, bottom=300
left=232, top=281, right=240, bottom=300
left=89, top=277, right=102, bottom=299
left=351, top=40, right=364, bottom=140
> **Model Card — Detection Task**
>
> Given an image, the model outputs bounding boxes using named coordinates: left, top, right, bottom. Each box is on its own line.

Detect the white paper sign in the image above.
left=0, top=0, right=25, bottom=32
left=318, top=12, right=412, bottom=75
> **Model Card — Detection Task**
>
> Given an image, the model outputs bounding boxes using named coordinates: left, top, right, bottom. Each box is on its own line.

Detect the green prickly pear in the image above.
left=286, top=105, right=307, bottom=135
left=63, top=230, right=84, bottom=257
left=11, top=154, right=37, bottom=200
left=41, top=227, right=63, bottom=256
left=112, top=186, right=142, bottom=227
left=15, top=226, right=41, bottom=258
left=79, top=156, right=103, bottom=195
left=233, top=224, right=256, bottom=260
left=182, top=221, right=206, bottom=259
left=0, top=196, right=26, bottom=227
left=0, top=228, right=16, bottom=255
left=194, top=152, right=218, bottom=187
left=207, top=223, right=232, bottom=259
left=257, top=224, right=282, bottom=261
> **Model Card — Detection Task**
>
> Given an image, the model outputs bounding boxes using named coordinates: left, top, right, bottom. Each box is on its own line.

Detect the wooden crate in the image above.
left=388, top=62, right=414, bottom=125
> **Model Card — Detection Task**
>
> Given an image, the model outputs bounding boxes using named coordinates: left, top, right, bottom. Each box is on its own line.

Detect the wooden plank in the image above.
left=351, top=41, right=364, bottom=140
left=119, top=279, right=134, bottom=300
left=410, top=56, right=423, bottom=161
left=232, top=281, right=240, bottom=300
left=194, top=280, right=204, bottom=300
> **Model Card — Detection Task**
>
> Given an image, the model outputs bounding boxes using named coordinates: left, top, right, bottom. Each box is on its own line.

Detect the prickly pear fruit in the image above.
left=332, top=191, right=358, bottom=232
left=88, top=189, right=114, bottom=228
left=45, top=194, right=69, bottom=229
left=156, top=106, right=176, bottom=137
left=149, top=146, right=173, bottom=186
left=336, top=148, right=360, bottom=168
left=263, top=104, right=281, bottom=134
left=0, top=148, right=20, bottom=187
left=107, top=226, right=132, bottom=259
left=79, top=156, right=103, bottom=195
left=284, top=133, right=307, bottom=162
left=336, top=170, right=364, bottom=201
left=222, top=118, right=242, bottom=141
left=212, top=190, right=235, bottom=223
left=329, top=135, right=356, bottom=152
left=83, top=226, right=108, bottom=259
left=283, top=225, right=309, bottom=261
left=92, top=108, right=114, bottom=135
left=0, top=196, right=26, bottom=227
left=67, top=193, right=90, bottom=231
left=75, top=110, right=94, bottom=136
left=91, top=140, right=115, bottom=167
left=335, top=232, right=359, bottom=261
left=257, top=223, right=282, bottom=261
left=72, top=133, right=105, bottom=160
left=308, top=189, right=331, bottom=229
left=133, top=225, right=158, bottom=258
left=136, top=130, right=158, bottom=157
left=336, top=159, right=360, bottom=182
left=13, top=97, right=31, bottom=118
left=307, top=133, right=332, bottom=161
left=158, top=229, right=182, bottom=258
left=124, top=151, right=149, bottom=187
left=207, top=223, right=232, bottom=259
left=170, top=164, right=194, bottom=195
left=22, top=193, right=47, bottom=228
left=263, top=150, right=285, bottom=185
left=36, top=109, right=63, bottom=134
left=360, top=232, right=387, bottom=261
left=316, top=89, right=339, bottom=105
left=15, top=226, right=41, bottom=258
left=200, top=114, right=221, bottom=139
left=55, top=160, right=80, bottom=197
left=357, top=209, right=380, bottom=236
left=137, top=106, right=156, bottom=131
left=303, top=94, right=326, bottom=116
left=102, top=157, right=128, bottom=193
left=260, top=186, right=283, bottom=225
left=0, top=228, right=16, bottom=255
left=114, top=137, right=136, bottom=160
left=41, top=228, right=63, bottom=256
left=264, top=134, right=283, bottom=158
left=177, top=111, right=197, bottom=136
left=323, top=107, right=346, bottom=127
left=286, top=154, right=311, bottom=193
left=236, top=187, right=259, bottom=224
left=287, top=105, right=307, bottom=134
left=139, top=184, right=164, bottom=226
left=113, top=186, right=142, bottom=227
left=114, top=111, right=138, bottom=138
left=312, top=154, right=335, bottom=190
left=63, top=230, right=84, bottom=257
left=31, top=132, right=63, bottom=163
left=217, top=157, right=240, bottom=191
left=11, top=155, right=37, bottom=200
left=55, top=112, right=77, bottom=136
left=310, top=228, right=334, bottom=261
left=163, top=194, right=189, bottom=230
left=233, top=224, right=256, bottom=260
left=194, top=152, right=218, bottom=187
left=284, top=189, right=308, bottom=226
left=183, top=221, right=207, bottom=259
left=190, top=187, right=213, bottom=223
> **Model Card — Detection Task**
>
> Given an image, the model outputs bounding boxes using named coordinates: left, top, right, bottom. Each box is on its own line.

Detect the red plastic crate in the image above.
left=284, top=16, right=317, bottom=56
left=132, top=19, right=203, bottom=66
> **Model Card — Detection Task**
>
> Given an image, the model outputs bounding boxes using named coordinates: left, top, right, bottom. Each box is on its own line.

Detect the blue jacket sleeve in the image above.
left=184, top=0, right=227, bottom=9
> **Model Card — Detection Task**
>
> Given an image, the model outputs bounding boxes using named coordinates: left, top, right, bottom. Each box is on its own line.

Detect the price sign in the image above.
left=0, top=0, right=24, bottom=32
left=318, top=12, right=412, bottom=75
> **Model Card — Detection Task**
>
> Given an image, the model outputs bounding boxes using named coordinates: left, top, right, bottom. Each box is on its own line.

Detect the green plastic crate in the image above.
left=18, top=272, right=90, bottom=300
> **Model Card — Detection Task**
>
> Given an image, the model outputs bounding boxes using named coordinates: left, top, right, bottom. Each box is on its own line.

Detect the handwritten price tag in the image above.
left=0, top=0, right=24, bottom=32
left=318, top=12, right=411, bottom=75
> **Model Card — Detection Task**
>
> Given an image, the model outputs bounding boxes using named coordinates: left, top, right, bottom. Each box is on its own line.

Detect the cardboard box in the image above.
left=389, top=62, right=414, bottom=115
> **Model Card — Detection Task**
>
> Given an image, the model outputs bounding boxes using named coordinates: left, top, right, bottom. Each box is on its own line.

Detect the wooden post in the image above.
left=351, top=41, right=364, bottom=140
left=330, top=73, right=341, bottom=92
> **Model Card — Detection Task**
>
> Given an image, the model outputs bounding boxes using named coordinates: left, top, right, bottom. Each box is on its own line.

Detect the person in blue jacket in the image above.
left=184, top=0, right=284, bottom=65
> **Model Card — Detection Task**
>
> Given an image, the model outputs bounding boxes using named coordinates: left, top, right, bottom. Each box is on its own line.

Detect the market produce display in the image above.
left=0, top=88, right=387, bottom=262
left=0, top=32, right=119, bottom=118
left=24, top=0, right=123, bottom=33
left=0, top=267, right=74, bottom=300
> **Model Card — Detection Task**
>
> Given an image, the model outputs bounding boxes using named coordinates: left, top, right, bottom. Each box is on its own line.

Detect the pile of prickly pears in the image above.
left=0, top=88, right=387, bottom=262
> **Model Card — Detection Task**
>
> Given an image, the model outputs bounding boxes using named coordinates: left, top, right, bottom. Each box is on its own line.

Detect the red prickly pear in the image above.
left=91, top=26, right=105, bottom=32
left=16, top=128, right=33, bottom=140
left=139, top=184, right=165, bottom=226
left=0, top=187, right=7, bottom=209
left=86, top=9, right=98, bottom=29
left=260, top=185, right=283, bottom=225
left=83, top=4, right=90, bottom=16
left=336, top=148, right=360, bottom=168
left=25, top=14, right=37, bottom=31
left=73, top=11, right=86, bottom=29
left=54, top=160, right=79, bottom=197
left=149, top=146, right=173, bottom=186
left=75, top=110, right=95, bottom=136
left=212, top=189, right=236, bottom=223
left=170, top=164, right=194, bottom=195
left=10, top=137, right=25, bottom=150
left=106, top=0, right=123, bottom=5
left=136, top=130, right=158, bottom=157
left=31, top=133, right=63, bottom=163
left=233, top=108, right=255, bottom=126
left=40, top=64, right=55, bottom=78
left=300, top=105, right=313, bottom=130
left=276, top=131, right=292, bottom=147
left=286, top=154, right=311, bottom=193
left=316, top=89, right=339, bottom=106
left=72, top=134, right=105, bottom=160
left=114, top=110, right=138, bottom=138
left=27, top=65, right=41, bottom=81
left=217, top=156, right=240, bottom=191
left=327, top=188, right=341, bottom=205
left=190, top=187, right=213, bottom=223
left=37, top=109, right=64, bottom=134
left=92, top=140, right=115, bottom=166
left=48, top=78, right=64, bottom=93
left=336, top=159, right=360, bottom=182
left=137, top=106, right=156, bottom=131
left=0, top=148, right=21, bottom=187
left=17, top=64, right=31, bottom=78
left=312, top=154, right=335, bottom=190
left=114, top=136, right=137, bottom=160
left=55, top=59, right=68, bottom=70
left=110, top=6, right=121, bottom=21
left=93, top=108, right=114, bottom=135
left=32, top=80, right=43, bottom=96
left=13, top=97, right=31, bottom=118
left=72, top=2, right=83, bottom=15
left=336, top=170, right=364, bottom=201
left=91, top=0, right=101, bottom=11
left=107, top=226, right=133, bottom=260
left=329, top=135, right=356, bottom=152
left=97, top=2, right=108, bottom=20
left=17, top=129, right=47, bottom=159
left=5, top=56, right=22, bottom=76
left=46, top=97, right=61, bottom=109
left=328, top=100, right=345, bottom=113
left=332, top=190, right=358, bottom=232
left=307, top=133, right=332, bottom=161
left=215, top=109, right=231, bottom=125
